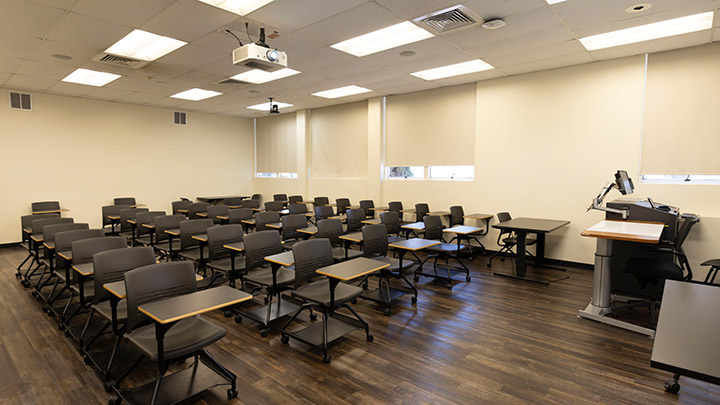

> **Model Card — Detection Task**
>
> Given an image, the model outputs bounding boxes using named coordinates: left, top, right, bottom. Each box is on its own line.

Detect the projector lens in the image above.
left=267, top=50, right=278, bottom=62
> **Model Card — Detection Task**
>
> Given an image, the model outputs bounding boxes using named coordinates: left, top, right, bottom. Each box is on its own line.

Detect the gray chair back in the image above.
left=114, top=197, right=136, bottom=206
left=102, top=205, right=130, bottom=227
left=187, top=202, right=209, bottom=219
left=21, top=213, right=59, bottom=241
left=172, top=200, right=191, bottom=215
left=251, top=194, right=262, bottom=201
left=32, top=201, right=60, bottom=212
left=388, top=201, right=404, bottom=221
left=255, top=211, right=281, bottom=231
left=316, top=218, right=344, bottom=247
left=71, top=236, right=128, bottom=266
left=124, top=262, right=197, bottom=332
left=380, top=211, right=401, bottom=236
left=314, top=205, right=334, bottom=221
left=223, top=197, right=244, bottom=206
left=450, top=206, right=464, bottom=227
left=313, top=196, right=329, bottom=206
left=44, top=223, right=88, bottom=244
left=288, top=195, right=303, bottom=204
left=229, top=208, right=253, bottom=224
left=359, top=200, right=374, bottom=218
left=243, top=230, right=282, bottom=271
left=32, top=217, right=73, bottom=236
left=264, top=201, right=284, bottom=212
left=179, top=219, right=214, bottom=251
left=292, top=239, right=334, bottom=288
left=120, top=208, right=149, bottom=233
left=55, top=229, right=104, bottom=254
left=136, top=211, right=166, bottom=238
left=288, top=203, right=308, bottom=215
left=281, top=214, right=307, bottom=241
left=241, top=199, right=260, bottom=209
left=207, top=205, right=230, bottom=224
left=207, top=225, right=243, bottom=261
left=346, top=208, right=365, bottom=233
left=423, top=215, right=444, bottom=240
left=336, top=198, right=351, bottom=215
left=273, top=194, right=288, bottom=202
left=154, top=215, right=185, bottom=242
left=93, top=247, right=155, bottom=304
left=362, top=224, right=389, bottom=258
left=415, top=203, right=429, bottom=222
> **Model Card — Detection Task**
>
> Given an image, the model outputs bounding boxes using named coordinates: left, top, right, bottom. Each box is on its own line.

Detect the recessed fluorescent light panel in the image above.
left=171, top=88, right=222, bottom=101
left=331, top=21, right=434, bottom=57
left=312, top=85, right=371, bottom=99
left=197, top=0, right=273, bottom=15
left=61, top=68, right=121, bottom=87
left=579, top=11, right=714, bottom=51
left=230, top=68, right=300, bottom=84
left=106, top=29, right=187, bottom=61
left=246, top=101, right=293, bottom=111
left=411, top=59, right=494, bottom=81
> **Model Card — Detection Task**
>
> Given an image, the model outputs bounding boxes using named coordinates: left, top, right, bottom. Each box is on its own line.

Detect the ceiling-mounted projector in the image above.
left=233, top=43, right=287, bottom=71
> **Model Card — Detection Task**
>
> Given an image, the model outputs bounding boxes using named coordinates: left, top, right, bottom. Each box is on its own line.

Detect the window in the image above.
left=278, top=172, right=298, bottom=178
left=255, top=172, right=298, bottom=178
left=256, top=172, right=277, bottom=178
left=429, top=166, right=474, bottom=180
left=641, top=174, right=720, bottom=184
left=386, top=166, right=423, bottom=179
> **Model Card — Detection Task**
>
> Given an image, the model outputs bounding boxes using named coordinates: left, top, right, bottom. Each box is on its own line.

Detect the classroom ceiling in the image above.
left=1, top=0, right=719, bottom=118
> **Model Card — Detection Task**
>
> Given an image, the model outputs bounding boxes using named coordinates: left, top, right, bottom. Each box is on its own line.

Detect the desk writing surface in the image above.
left=242, top=219, right=256, bottom=225
left=106, top=277, right=207, bottom=299
left=400, top=209, right=416, bottom=214
left=31, top=235, right=43, bottom=242
left=73, top=263, right=94, bottom=276
left=369, top=207, right=388, bottom=211
left=142, top=223, right=156, bottom=229
left=388, top=238, right=440, bottom=251
left=217, top=215, right=229, bottom=220
left=581, top=220, right=663, bottom=243
left=43, top=241, right=55, bottom=250
left=57, top=251, right=72, bottom=261
left=139, top=286, right=251, bottom=324
left=316, top=257, right=388, bottom=281
left=361, top=218, right=381, bottom=225
left=129, top=204, right=146, bottom=208
left=298, top=226, right=318, bottom=235
left=165, top=229, right=180, bottom=236
left=223, top=242, right=245, bottom=252
left=464, top=213, right=493, bottom=220
left=33, top=209, right=69, bottom=214
left=177, top=209, right=188, bottom=213
left=127, top=219, right=137, bottom=225
left=444, top=225, right=483, bottom=235
left=23, top=227, right=32, bottom=234
left=339, top=232, right=363, bottom=243
left=196, top=212, right=208, bottom=217
left=265, top=251, right=294, bottom=267
left=492, top=218, right=570, bottom=233
left=401, top=222, right=425, bottom=231
left=107, top=215, right=120, bottom=220
left=429, top=211, right=451, bottom=216
left=192, top=234, right=208, bottom=242
left=266, top=222, right=282, bottom=229
left=651, top=281, right=720, bottom=384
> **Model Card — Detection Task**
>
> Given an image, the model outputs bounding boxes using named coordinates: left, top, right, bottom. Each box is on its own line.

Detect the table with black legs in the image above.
left=491, top=217, right=570, bottom=285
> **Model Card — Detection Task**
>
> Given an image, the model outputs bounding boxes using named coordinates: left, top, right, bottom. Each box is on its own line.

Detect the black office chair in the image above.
left=116, top=261, right=237, bottom=403
left=280, top=214, right=308, bottom=250
left=418, top=215, right=471, bottom=288
left=32, top=201, right=60, bottom=212
left=207, top=225, right=246, bottom=289
left=388, top=201, right=409, bottom=224
left=701, top=259, right=720, bottom=284
left=187, top=202, right=209, bottom=219
left=102, top=205, right=130, bottom=235
left=207, top=205, right=230, bottom=224
left=241, top=199, right=260, bottom=210
left=273, top=193, right=288, bottom=203
left=380, top=211, right=406, bottom=244
left=36, top=222, right=89, bottom=291
left=119, top=207, right=149, bottom=240
left=359, top=200, right=374, bottom=219
left=280, top=239, right=371, bottom=363
left=415, top=203, right=430, bottom=223
left=336, top=198, right=351, bottom=216
left=621, top=214, right=700, bottom=323
left=255, top=211, right=281, bottom=231
left=448, top=206, right=483, bottom=251
left=487, top=212, right=536, bottom=268
left=314, top=205, right=334, bottom=221
left=171, top=200, right=191, bottom=216
left=134, top=211, right=166, bottom=246
left=288, top=195, right=303, bottom=205
left=264, top=201, right=284, bottom=212
left=288, top=203, right=309, bottom=215
left=316, top=218, right=359, bottom=262
left=313, top=196, right=329, bottom=206
left=113, top=197, right=136, bottom=206
left=346, top=208, right=365, bottom=233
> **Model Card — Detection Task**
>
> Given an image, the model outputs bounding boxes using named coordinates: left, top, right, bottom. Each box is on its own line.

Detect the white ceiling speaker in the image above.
left=482, top=19, right=506, bottom=30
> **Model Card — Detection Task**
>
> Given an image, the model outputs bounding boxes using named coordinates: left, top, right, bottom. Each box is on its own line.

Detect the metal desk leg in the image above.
left=493, top=231, right=550, bottom=285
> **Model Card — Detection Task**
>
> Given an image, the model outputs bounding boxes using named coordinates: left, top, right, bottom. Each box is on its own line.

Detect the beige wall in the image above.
left=0, top=89, right=253, bottom=243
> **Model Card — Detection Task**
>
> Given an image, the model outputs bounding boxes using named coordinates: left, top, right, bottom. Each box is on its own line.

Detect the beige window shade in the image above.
left=256, top=113, right=297, bottom=173
left=310, top=101, right=368, bottom=178
left=386, top=83, right=475, bottom=166
left=642, top=43, right=720, bottom=175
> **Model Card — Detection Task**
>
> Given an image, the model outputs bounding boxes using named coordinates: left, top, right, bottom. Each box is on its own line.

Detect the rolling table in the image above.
left=579, top=219, right=665, bottom=337
left=651, top=280, right=720, bottom=393
left=491, top=217, right=570, bottom=285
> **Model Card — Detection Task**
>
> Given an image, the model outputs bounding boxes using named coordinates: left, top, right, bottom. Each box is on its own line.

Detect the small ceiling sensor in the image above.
left=626, top=3, right=652, bottom=13
left=51, top=54, right=72, bottom=60
left=482, top=18, right=505, bottom=29
left=400, top=50, right=416, bottom=57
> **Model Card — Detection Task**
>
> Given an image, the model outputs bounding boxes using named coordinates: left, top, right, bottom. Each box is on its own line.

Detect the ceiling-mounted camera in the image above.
left=269, top=97, right=280, bottom=114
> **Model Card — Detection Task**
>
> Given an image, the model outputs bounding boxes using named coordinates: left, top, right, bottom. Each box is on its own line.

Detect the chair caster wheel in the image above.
left=446, top=283, right=452, bottom=290
left=223, top=310, right=232, bottom=318
left=227, top=388, right=238, bottom=399
left=31, top=291, right=38, bottom=297
left=309, top=313, right=317, bottom=321
left=351, top=298, right=357, bottom=304
left=108, top=396, right=122, bottom=405
left=48, top=311, right=55, bottom=317
left=58, top=323, right=65, bottom=331
left=413, top=276, right=419, bottom=282
left=367, top=335, right=374, bottom=342
left=264, top=297, right=269, bottom=304
left=260, top=330, right=268, bottom=338
left=383, top=308, right=391, bottom=316
left=322, top=354, right=331, bottom=363
left=42, top=306, right=48, bottom=313
left=664, top=379, right=680, bottom=394
left=83, top=355, right=91, bottom=364
left=234, top=315, right=242, bottom=323
left=281, top=335, right=289, bottom=344
left=466, top=277, right=471, bottom=282
left=36, top=295, right=42, bottom=302
left=486, top=263, right=492, bottom=268
left=362, top=282, right=368, bottom=290
left=64, top=329, right=71, bottom=337
left=104, top=381, right=114, bottom=393
left=411, top=296, right=417, bottom=304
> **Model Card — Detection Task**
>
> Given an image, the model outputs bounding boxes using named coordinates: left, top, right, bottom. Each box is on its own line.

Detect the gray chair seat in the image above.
left=427, top=243, right=469, bottom=254
left=178, top=248, right=203, bottom=262
left=135, top=235, right=152, bottom=245
left=95, top=298, right=127, bottom=323
left=623, top=257, right=684, bottom=281
left=372, top=256, right=413, bottom=272
left=331, top=246, right=362, bottom=262
left=244, top=267, right=295, bottom=287
left=208, top=257, right=246, bottom=273
left=291, top=280, right=363, bottom=306
left=153, top=240, right=180, bottom=252
left=125, top=317, right=225, bottom=361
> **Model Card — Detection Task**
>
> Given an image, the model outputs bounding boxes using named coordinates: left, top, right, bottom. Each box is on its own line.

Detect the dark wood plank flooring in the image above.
left=1, top=246, right=718, bottom=404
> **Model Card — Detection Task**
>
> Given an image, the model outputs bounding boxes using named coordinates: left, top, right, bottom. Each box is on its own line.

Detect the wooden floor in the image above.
left=1, top=246, right=718, bottom=405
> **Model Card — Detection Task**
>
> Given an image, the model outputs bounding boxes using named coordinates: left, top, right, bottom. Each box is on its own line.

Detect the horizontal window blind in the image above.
left=642, top=43, right=720, bottom=175
left=310, top=101, right=368, bottom=178
left=386, top=83, right=475, bottom=166
left=256, top=113, right=297, bottom=173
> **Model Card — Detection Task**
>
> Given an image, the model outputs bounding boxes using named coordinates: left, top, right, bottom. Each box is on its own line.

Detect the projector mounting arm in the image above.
left=587, top=182, right=629, bottom=219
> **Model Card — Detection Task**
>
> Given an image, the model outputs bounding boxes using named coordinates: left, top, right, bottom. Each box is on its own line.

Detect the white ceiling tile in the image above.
left=141, top=0, right=239, bottom=42
left=4, top=74, right=57, bottom=91
left=363, top=36, right=472, bottom=67
left=484, top=40, right=587, bottom=67
left=0, top=32, right=42, bottom=59
left=71, top=0, right=177, bottom=27
left=0, top=72, right=10, bottom=84
left=500, top=52, right=595, bottom=76
left=249, top=0, right=369, bottom=32
left=0, top=0, right=67, bottom=38
left=29, top=0, right=77, bottom=10
left=154, top=43, right=228, bottom=69
left=47, top=81, right=95, bottom=96
left=85, top=86, right=134, bottom=100
left=256, top=33, right=325, bottom=59
left=193, top=30, right=246, bottom=52
left=105, top=76, right=185, bottom=95
left=289, top=46, right=358, bottom=72
left=125, top=62, right=191, bottom=81
left=304, top=58, right=383, bottom=79
left=47, top=12, right=132, bottom=51
left=29, top=40, right=98, bottom=67
left=118, top=91, right=165, bottom=103
left=146, top=97, right=188, bottom=108
left=292, top=2, right=405, bottom=46
left=381, top=80, right=441, bottom=95
left=462, top=0, right=547, bottom=19
left=355, top=73, right=424, bottom=91
left=170, top=69, right=227, bottom=87
left=195, top=57, right=253, bottom=77
left=15, top=60, right=75, bottom=80
left=462, top=25, right=575, bottom=59
left=0, top=55, right=26, bottom=74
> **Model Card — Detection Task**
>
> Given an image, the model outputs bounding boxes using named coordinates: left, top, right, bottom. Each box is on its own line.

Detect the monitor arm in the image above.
left=587, top=182, right=629, bottom=219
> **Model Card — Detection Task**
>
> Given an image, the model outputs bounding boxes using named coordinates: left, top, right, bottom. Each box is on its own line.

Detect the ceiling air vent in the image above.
left=92, top=53, right=149, bottom=69
left=174, top=112, right=187, bottom=125
left=414, top=5, right=481, bottom=34
left=9, top=92, right=32, bottom=111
